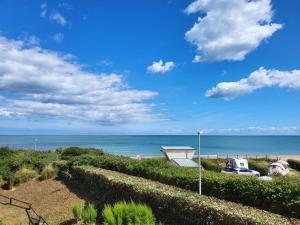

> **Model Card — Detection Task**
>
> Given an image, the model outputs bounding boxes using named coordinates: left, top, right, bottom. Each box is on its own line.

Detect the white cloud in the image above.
left=49, top=11, right=68, bottom=26
left=206, top=67, right=300, bottom=99
left=40, top=2, right=47, bottom=18
left=185, top=0, right=282, bottom=62
left=147, top=60, right=175, bottom=74
left=52, top=33, right=64, bottom=43
left=0, top=36, right=160, bottom=124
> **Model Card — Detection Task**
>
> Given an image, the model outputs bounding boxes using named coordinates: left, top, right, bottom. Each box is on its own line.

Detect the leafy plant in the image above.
left=81, top=203, right=97, bottom=225
left=102, top=201, right=156, bottom=225
left=73, top=204, right=83, bottom=222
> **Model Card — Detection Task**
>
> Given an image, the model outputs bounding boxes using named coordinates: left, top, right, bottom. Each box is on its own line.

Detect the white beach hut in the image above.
left=160, top=146, right=198, bottom=168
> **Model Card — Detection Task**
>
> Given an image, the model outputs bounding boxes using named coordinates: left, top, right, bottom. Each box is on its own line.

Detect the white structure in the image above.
left=160, top=146, right=198, bottom=167
left=268, top=160, right=289, bottom=176
left=225, top=158, right=249, bottom=169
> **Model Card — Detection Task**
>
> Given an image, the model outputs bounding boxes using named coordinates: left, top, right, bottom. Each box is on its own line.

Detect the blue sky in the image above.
left=0, top=0, right=299, bottom=135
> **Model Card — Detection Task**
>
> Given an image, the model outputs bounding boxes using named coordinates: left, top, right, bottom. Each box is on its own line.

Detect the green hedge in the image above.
left=57, top=164, right=299, bottom=225
left=67, top=154, right=300, bottom=218
left=201, top=159, right=222, bottom=172
left=288, top=159, right=300, bottom=171
left=248, top=160, right=269, bottom=176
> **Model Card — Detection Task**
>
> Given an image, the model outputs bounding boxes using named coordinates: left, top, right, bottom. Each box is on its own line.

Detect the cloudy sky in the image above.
left=0, top=0, right=299, bottom=135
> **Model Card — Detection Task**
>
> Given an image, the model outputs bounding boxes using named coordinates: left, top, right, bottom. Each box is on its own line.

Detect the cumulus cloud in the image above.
left=206, top=67, right=300, bottom=99
left=52, top=33, right=64, bottom=43
left=147, top=60, right=175, bottom=74
left=185, top=0, right=282, bottom=62
left=0, top=36, right=160, bottom=124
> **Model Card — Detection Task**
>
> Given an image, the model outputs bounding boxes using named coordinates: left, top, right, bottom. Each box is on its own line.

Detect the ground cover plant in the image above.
left=56, top=163, right=299, bottom=225
left=64, top=151, right=300, bottom=218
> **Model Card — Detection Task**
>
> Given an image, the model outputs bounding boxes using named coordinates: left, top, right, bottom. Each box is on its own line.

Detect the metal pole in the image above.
left=197, top=131, right=202, bottom=195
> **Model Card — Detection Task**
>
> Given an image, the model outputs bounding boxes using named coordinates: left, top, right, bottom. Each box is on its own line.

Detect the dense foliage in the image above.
left=0, top=147, right=58, bottom=187
left=102, top=201, right=156, bottom=225
left=57, top=163, right=299, bottom=225
left=66, top=153, right=300, bottom=218
left=59, top=146, right=104, bottom=160
left=201, top=159, right=222, bottom=172
left=288, top=159, right=300, bottom=171
left=248, top=160, right=269, bottom=176
left=72, top=203, right=97, bottom=225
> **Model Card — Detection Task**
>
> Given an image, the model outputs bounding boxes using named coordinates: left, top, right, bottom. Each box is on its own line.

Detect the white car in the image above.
left=222, top=167, right=260, bottom=176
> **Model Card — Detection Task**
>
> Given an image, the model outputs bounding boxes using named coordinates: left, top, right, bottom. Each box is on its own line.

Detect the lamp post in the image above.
left=197, top=130, right=203, bottom=195
left=34, top=138, right=38, bottom=151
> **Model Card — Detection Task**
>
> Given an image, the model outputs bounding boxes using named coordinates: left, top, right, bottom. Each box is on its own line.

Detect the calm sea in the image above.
left=0, top=135, right=299, bottom=156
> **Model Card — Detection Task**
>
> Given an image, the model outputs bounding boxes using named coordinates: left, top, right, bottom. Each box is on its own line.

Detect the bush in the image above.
left=288, top=159, right=300, bottom=171
left=82, top=203, right=97, bottom=225
left=73, top=204, right=83, bottom=222
left=201, top=159, right=222, bottom=172
left=40, top=165, right=58, bottom=180
left=248, top=160, right=269, bottom=176
left=57, top=164, right=299, bottom=225
left=60, top=147, right=104, bottom=160
left=0, top=176, right=5, bottom=187
left=68, top=154, right=300, bottom=218
left=102, top=201, right=156, bottom=225
left=14, top=167, right=38, bottom=184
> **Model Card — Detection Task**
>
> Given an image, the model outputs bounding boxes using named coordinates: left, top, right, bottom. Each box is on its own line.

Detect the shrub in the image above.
left=102, top=201, right=156, bottom=225
left=4, top=174, right=15, bottom=190
left=68, top=154, right=300, bottom=218
left=82, top=203, right=97, bottom=225
left=0, top=176, right=5, bottom=187
left=14, top=167, right=38, bottom=184
left=73, top=204, right=83, bottom=222
left=60, top=147, right=104, bottom=160
left=288, top=159, right=300, bottom=171
left=40, top=165, right=58, bottom=180
left=57, top=164, right=299, bottom=225
left=201, top=159, right=222, bottom=172
left=248, top=160, right=269, bottom=176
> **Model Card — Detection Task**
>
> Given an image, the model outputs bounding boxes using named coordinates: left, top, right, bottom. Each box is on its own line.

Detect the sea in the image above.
left=0, top=135, right=299, bottom=157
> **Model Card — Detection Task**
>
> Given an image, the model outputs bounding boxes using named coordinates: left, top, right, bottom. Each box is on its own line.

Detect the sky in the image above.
left=0, top=0, right=299, bottom=135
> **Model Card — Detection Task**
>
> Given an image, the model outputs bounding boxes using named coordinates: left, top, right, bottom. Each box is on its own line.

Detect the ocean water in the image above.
left=0, top=135, right=300, bottom=156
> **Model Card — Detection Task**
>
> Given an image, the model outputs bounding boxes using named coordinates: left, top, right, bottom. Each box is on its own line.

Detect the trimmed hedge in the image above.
left=67, top=154, right=300, bottom=218
left=201, top=159, right=222, bottom=172
left=248, top=160, right=269, bottom=176
left=57, top=164, right=299, bottom=225
left=288, top=159, right=300, bottom=171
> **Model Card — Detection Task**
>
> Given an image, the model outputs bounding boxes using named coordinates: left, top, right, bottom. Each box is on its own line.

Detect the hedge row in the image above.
left=288, top=159, right=300, bottom=171
left=200, top=159, right=222, bottom=172
left=248, top=160, right=269, bottom=176
left=56, top=163, right=299, bottom=225
left=67, top=154, right=300, bottom=218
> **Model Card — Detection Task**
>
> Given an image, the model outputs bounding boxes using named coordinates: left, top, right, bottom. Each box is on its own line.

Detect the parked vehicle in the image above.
left=222, top=158, right=260, bottom=176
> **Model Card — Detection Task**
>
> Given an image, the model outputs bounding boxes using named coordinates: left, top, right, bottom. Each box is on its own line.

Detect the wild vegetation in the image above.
left=56, top=163, right=299, bottom=225
left=1, top=146, right=300, bottom=224
left=65, top=151, right=300, bottom=218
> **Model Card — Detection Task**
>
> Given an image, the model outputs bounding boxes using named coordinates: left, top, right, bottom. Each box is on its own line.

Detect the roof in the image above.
left=171, top=158, right=198, bottom=167
left=161, top=146, right=195, bottom=151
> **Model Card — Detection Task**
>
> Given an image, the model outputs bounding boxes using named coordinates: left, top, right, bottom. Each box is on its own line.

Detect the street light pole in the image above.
left=197, top=130, right=202, bottom=195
